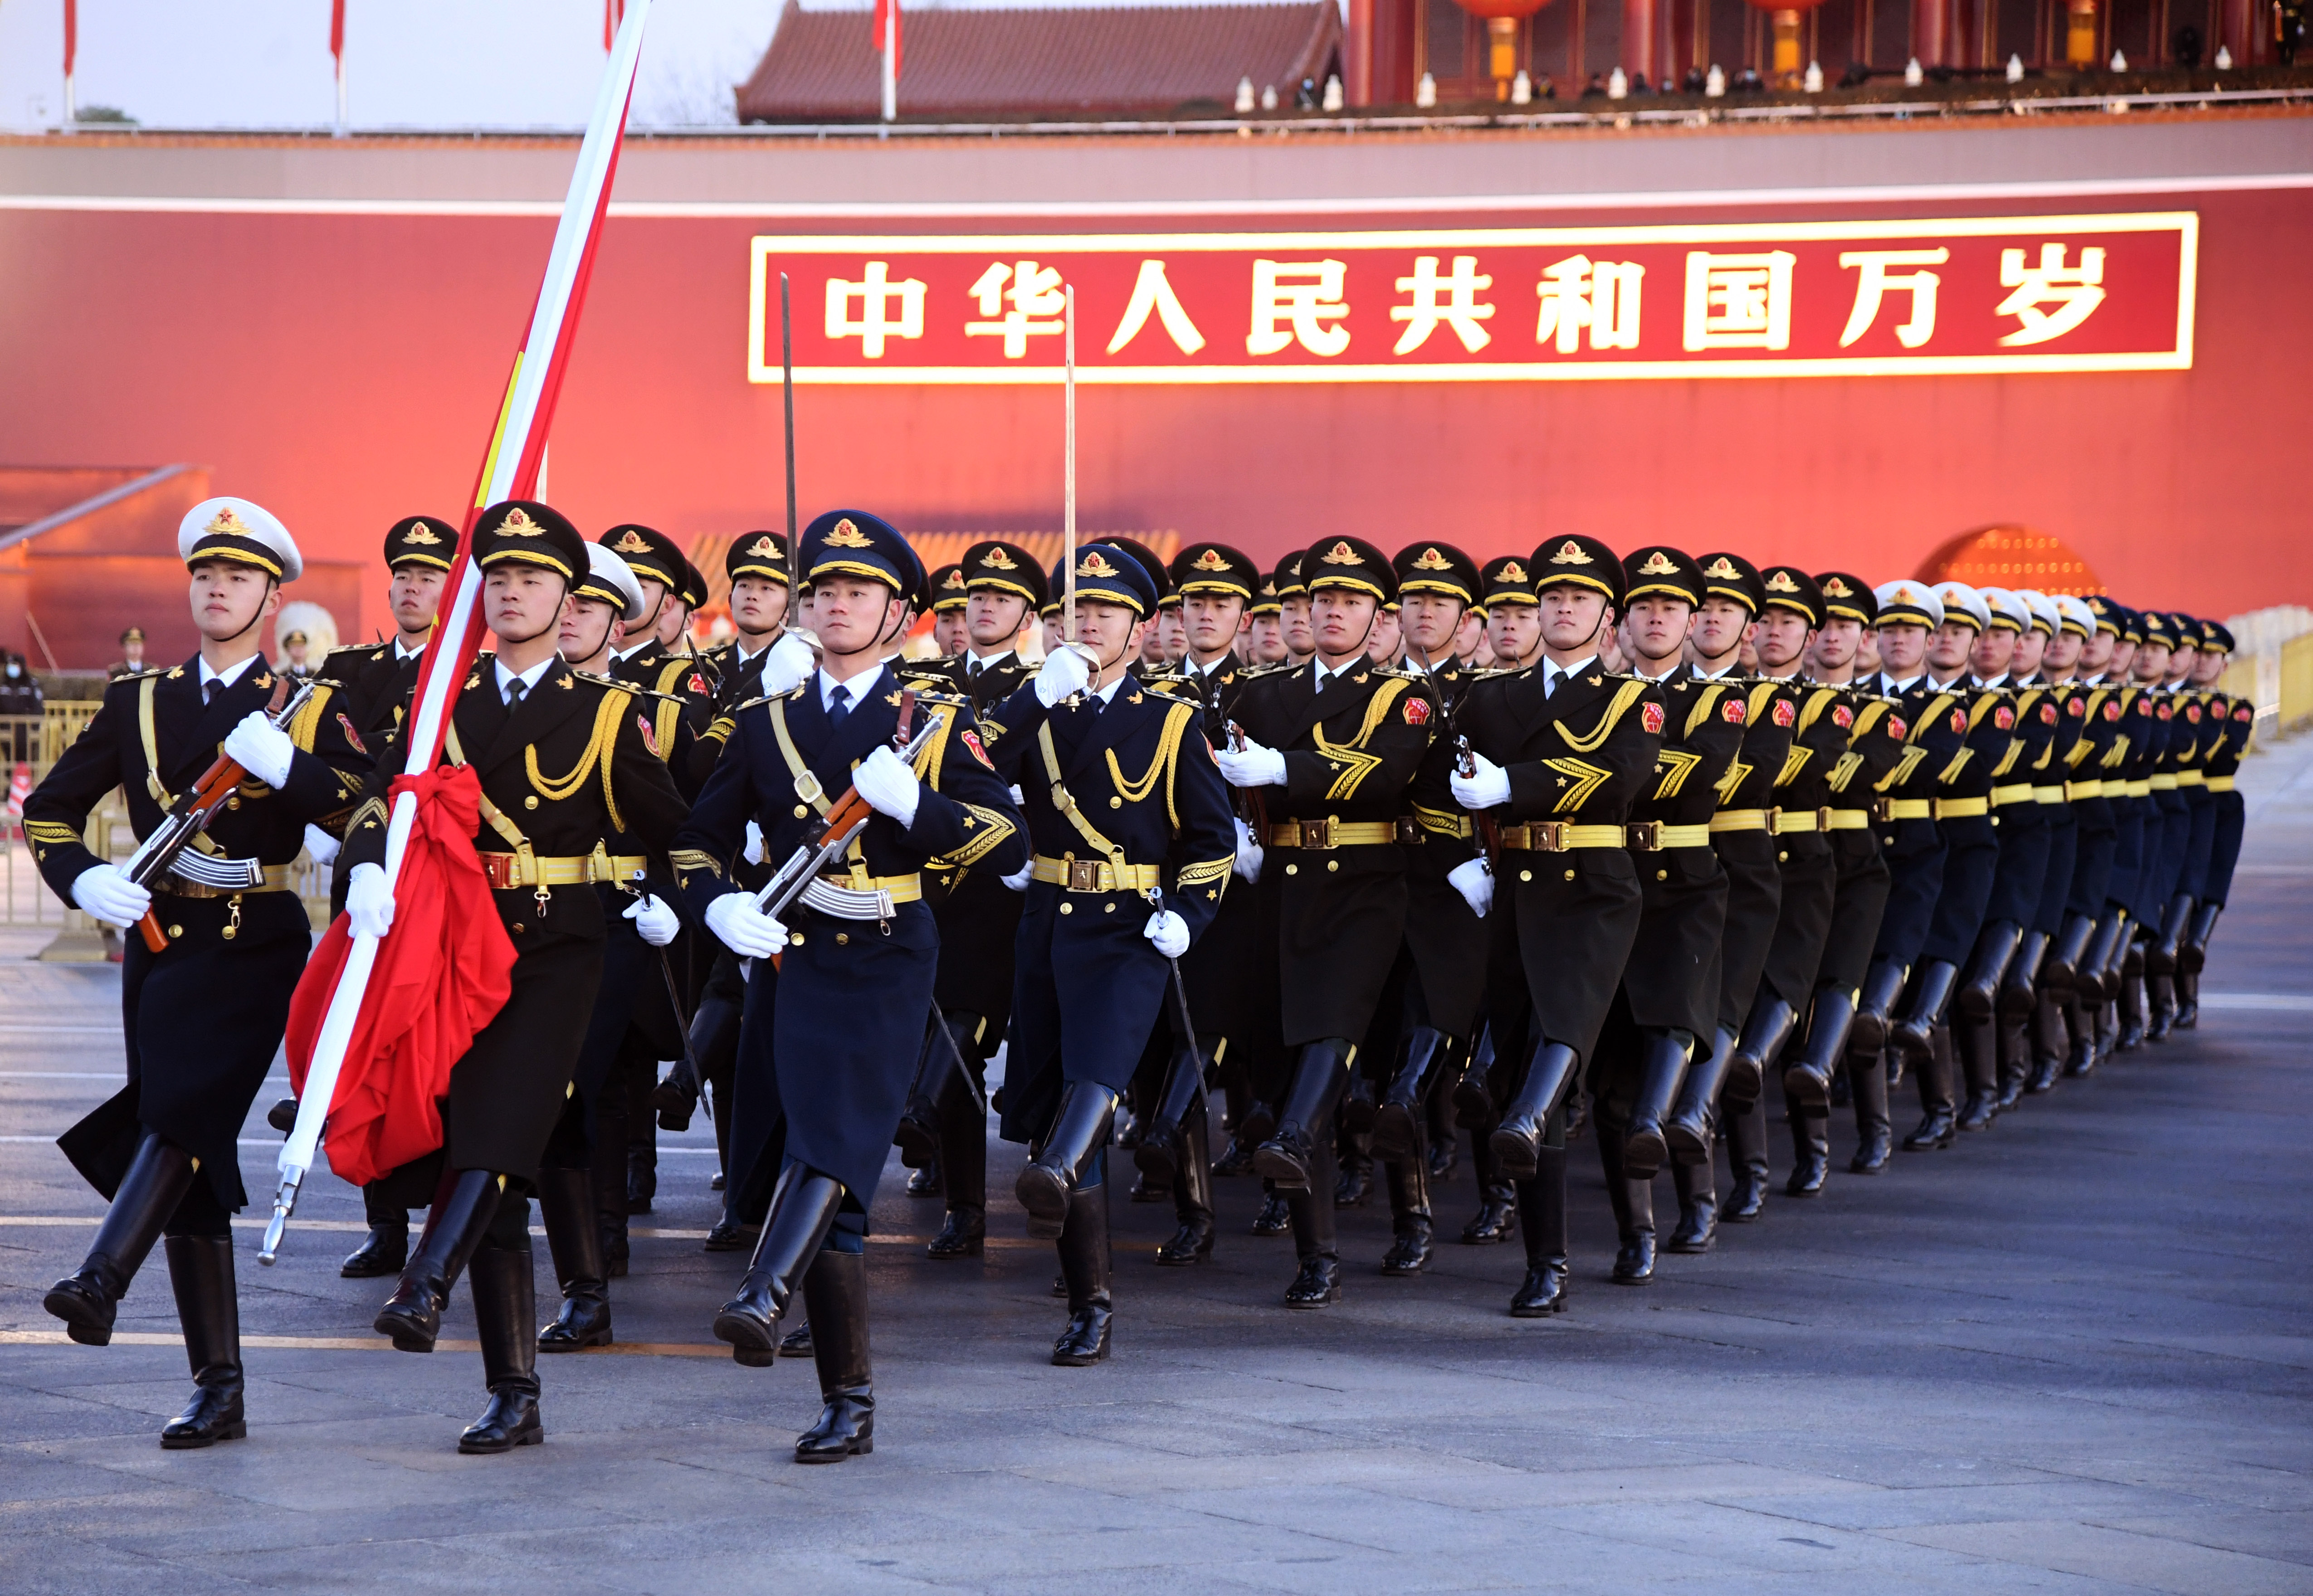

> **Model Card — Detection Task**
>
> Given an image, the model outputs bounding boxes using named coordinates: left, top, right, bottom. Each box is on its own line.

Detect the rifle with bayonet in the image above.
left=751, top=688, right=944, bottom=936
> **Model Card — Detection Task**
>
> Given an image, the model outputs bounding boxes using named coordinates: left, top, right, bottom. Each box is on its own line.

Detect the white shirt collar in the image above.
left=493, top=655, right=555, bottom=696
left=613, top=637, right=656, bottom=663
left=198, top=653, right=263, bottom=691
left=1691, top=657, right=1738, bottom=681
left=1974, top=672, right=2008, bottom=689
left=1548, top=654, right=1599, bottom=683
left=1884, top=673, right=1924, bottom=693
left=965, top=647, right=1015, bottom=674
left=819, top=662, right=886, bottom=712
left=1632, top=657, right=1686, bottom=682
left=393, top=634, right=427, bottom=662
left=1312, top=654, right=1364, bottom=687
left=1090, top=673, right=1129, bottom=706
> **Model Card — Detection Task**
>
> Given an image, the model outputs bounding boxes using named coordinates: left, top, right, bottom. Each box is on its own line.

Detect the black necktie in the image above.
left=967, top=660, right=983, bottom=682
left=828, top=685, right=851, bottom=726
left=203, top=679, right=219, bottom=706
left=504, top=677, right=526, bottom=709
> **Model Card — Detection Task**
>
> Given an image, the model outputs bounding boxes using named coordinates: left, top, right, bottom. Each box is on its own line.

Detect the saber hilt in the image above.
left=257, top=1168, right=303, bottom=1266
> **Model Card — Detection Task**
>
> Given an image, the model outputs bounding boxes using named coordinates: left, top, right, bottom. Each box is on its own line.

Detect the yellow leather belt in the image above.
left=1626, top=821, right=1714, bottom=852
left=1710, top=808, right=1779, bottom=833
left=1033, top=855, right=1162, bottom=893
left=1498, top=822, right=1626, bottom=852
left=2034, top=784, right=2067, bottom=804
left=1935, top=797, right=1990, bottom=819
left=1826, top=809, right=1872, bottom=831
left=2149, top=774, right=2179, bottom=791
left=1880, top=798, right=1934, bottom=820
left=156, top=864, right=298, bottom=900
left=1269, top=818, right=1398, bottom=849
left=2175, top=770, right=2205, bottom=787
left=478, top=851, right=650, bottom=891
left=2065, top=780, right=2103, bottom=799
left=2126, top=779, right=2153, bottom=797
left=1991, top=783, right=2036, bottom=807
left=1774, top=808, right=1831, bottom=834
left=2207, top=775, right=2236, bottom=793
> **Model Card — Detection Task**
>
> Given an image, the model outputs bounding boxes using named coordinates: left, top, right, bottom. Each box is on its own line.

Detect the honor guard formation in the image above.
left=24, top=499, right=2256, bottom=1463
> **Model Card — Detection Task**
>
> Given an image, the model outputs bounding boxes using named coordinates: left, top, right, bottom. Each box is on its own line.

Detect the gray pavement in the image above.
left=3, top=736, right=2311, bottom=1595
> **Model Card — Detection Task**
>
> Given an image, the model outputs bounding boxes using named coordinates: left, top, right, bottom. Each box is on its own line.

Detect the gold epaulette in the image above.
left=1141, top=676, right=1200, bottom=700
left=566, top=670, right=667, bottom=702
left=106, top=667, right=171, bottom=685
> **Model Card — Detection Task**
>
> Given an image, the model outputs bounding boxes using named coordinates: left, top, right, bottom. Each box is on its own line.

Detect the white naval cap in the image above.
left=1930, top=580, right=1992, bottom=633
left=1873, top=579, right=1944, bottom=628
left=2053, top=593, right=2097, bottom=639
left=577, top=542, right=650, bottom=624
left=2013, top=589, right=2060, bottom=637
left=179, top=497, right=302, bottom=582
left=1977, top=585, right=2031, bottom=633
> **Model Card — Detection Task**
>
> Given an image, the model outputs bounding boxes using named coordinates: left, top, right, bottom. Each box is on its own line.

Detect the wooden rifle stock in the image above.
left=756, top=687, right=922, bottom=971
left=130, top=676, right=305, bottom=954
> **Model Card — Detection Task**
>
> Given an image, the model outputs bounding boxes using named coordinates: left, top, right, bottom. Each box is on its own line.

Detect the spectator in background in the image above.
left=280, top=630, right=314, bottom=680
left=108, top=627, right=147, bottom=680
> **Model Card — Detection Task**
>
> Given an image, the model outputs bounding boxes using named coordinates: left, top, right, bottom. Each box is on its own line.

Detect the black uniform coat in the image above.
left=342, top=658, right=688, bottom=1185
left=26, top=660, right=371, bottom=1211
left=670, top=668, right=1025, bottom=1204
left=1817, top=690, right=1908, bottom=993
left=611, top=641, right=718, bottom=802
left=1227, top=659, right=1439, bottom=1047
left=1707, top=675, right=1800, bottom=1031
left=902, top=650, right=1036, bottom=1031
left=1459, top=660, right=1664, bottom=1061
left=1978, top=678, right=2060, bottom=930
left=2138, top=691, right=2192, bottom=922
left=1392, top=657, right=1491, bottom=1040
left=977, top=676, right=1236, bottom=1139
left=2027, top=677, right=2091, bottom=936
left=1756, top=679, right=1855, bottom=1011
left=1616, top=666, right=1745, bottom=1039
left=321, top=638, right=426, bottom=743
left=2204, top=691, right=2254, bottom=906
left=1918, top=680, right=2015, bottom=966
left=2173, top=690, right=2220, bottom=900
left=2101, top=685, right=2158, bottom=914
left=1859, top=675, right=1970, bottom=968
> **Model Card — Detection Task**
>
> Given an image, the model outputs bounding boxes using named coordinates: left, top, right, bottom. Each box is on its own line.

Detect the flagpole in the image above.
left=62, top=0, right=77, bottom=133
left=264, top=0, right=657, bottom=1265
left=1063, top=284, right=1077, bottom=643
left=881, top=3, right=897, bottom=122
left=331, top=0, right=348, bottom=137
left=781, top=272, right=798, bottom=566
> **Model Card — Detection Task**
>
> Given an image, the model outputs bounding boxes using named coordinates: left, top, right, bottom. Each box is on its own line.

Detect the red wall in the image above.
left=3, top=186, right=2307, bottom=646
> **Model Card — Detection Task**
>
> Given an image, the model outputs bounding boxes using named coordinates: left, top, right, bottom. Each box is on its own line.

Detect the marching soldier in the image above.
left=2011, top=592, right=2093, bottom=1096
left=2179, top=621, right=2249, bottom=1024
left=1584, top=546, right=1740, bottom=1286
left=927, top=563, right=970, bottom=657
left=2044, top=597, right=2132, bottom=1075
left=673, top=510, right=1024, bottom=1461
left=108, top=626, right=148, bottom=680
left=1453, top=535, right=1664, bottom=1315
left=703, top=530, right=801, bottom=715
left=978, top=543, right=1234, bottom=1359
left=31, top=498, right=369, bottom=1448
left=893, top=539, right=1047, bottom=1260
left=1242, top=574, right=1288, bottom=668
left=343, top=501, right=688, bottom=1454
left=1274, top=550, right=1315, bottom=667
left=279, top=630, right=315, bottom=680
left=2141, top=613, right=2204, bottom=1039
left=1479, top=554, right=1544, bottom=673
left=1218, top=537, right=1437, bottom=1308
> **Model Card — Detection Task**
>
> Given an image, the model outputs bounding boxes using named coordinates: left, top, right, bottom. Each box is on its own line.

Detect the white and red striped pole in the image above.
left=264, top=0, right=655, bottom=1263
left=331, top=0, right=348, bottom=136
left=62, top=0, right=78, bottom=131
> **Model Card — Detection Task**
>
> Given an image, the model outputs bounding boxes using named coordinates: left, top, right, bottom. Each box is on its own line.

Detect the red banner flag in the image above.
left=331, top=0, right=346, bottom=61
left=873, top=0, right=902, bottom=77
left=64, top=0, right=77, bottom=78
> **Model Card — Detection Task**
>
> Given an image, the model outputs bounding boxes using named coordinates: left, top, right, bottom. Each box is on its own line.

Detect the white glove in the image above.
left=705, top=891, right=788, bottom=959
left=1215, top=732, right=1287, bottom=789
left=761, top=632, right=818, bottom=697
left=1232, top=816, right=1264, bottom=885
left=1001, top=857, right=1035, bottom=892
left=854, top=745, right=920, bottom=828
left=1143, top=908, right=1190, bottom=959
left=346, top=861, right=395, bottom=939
left=742, top=819, right=766, bottom=866
left=222, top=710, right=295, bottom=790
left=1450, top=749, right=1512, bottom=811
left=1034, top=644, right=1091, bottom=707
left=302, top=823, right=341, bottom=867
left=624, top=894, right=681, bottom=948
left=70, top=863, right=151, bottom=929
left=1447, top=856, right=1494, bottom=919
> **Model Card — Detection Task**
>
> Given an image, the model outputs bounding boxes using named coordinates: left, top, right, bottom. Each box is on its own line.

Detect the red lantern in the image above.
left=1744, top=0, right=1827, bottom=85
left=1453, top=0, right=1551, bottom=99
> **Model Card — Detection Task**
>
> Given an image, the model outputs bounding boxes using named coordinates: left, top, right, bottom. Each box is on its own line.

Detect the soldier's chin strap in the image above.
left=210, top=580, right=280, bottom=652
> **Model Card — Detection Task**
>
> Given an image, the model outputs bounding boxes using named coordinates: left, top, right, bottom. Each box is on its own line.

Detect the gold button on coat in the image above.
left=525, top=795, right=539, bottom=809
left=1059, top=902, right=1074, bottom=914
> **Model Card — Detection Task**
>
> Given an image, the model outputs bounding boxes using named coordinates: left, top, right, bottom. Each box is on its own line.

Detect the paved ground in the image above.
left=2, top=736, right=2310, bottom=1596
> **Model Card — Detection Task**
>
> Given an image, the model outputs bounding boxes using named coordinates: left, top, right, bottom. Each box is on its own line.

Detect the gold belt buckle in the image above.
left=1871, top=796, right=1894, bottom=823
left=1302, top=816, right=1335, bottom=850
left=1817, top=806, right=1832, bottom=834
left=1065, top=857, right=1104, bottom=893
left=1763, top=806, right=1782, bottom=835
left=1534, top=820, right=1568, bottom=853
left=1394, top=816, right=1421, bottom=845
left=1627, top=820, right=1661, bottom=852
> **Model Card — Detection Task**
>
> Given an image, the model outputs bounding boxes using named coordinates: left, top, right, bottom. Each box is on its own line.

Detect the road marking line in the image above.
left=0, top=1214, right=1038, bottom=1249
left=0, top=1329, right=732, bottom=1357
left=2200, top=993, right=2313, bottom=1011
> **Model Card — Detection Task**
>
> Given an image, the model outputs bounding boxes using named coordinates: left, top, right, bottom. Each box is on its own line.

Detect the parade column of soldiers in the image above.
left=29, top=491, right=2259, bottom=1460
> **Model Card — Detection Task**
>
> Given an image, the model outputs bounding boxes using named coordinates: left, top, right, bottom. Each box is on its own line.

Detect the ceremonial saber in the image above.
left=1062, top=283, right=1077, bottom=642
left=264, top=0, right=655, bottom=1265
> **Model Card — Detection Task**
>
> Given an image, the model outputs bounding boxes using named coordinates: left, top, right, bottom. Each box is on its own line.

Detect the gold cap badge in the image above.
left=981, top=547, right=1020, bottom=570
left=1546, top=540, right=1593, bottom=566
left=1498, top=560, right=1529, bottom=584
left=1823, top=576, right=1852, bottom=597
left=1192, top=548, right=1231, bottom=572
left=942, top=567, right=966, bottom=589
left=613, top=529, right=654, bottom=555
left=1702, top=555, right=1742, bottom=580
left=825, top=519, right=873, bottom=549
left=1319, top=540, right=1361, bottom=565
left=404, top=522, right=443, bottom=545
left=1766, top=569, right=1801, bottom=593
left=1635, top=550, right=1679, bottom=577
left=498, top=507, right=542, bottom=537
left=1411, top=547, right=1454, bottom=571
left=747, top=535, right=779, bottom=557
left=1077, top=551, right=1120, bottom=577
left=205, top=506, right=246, bottom=536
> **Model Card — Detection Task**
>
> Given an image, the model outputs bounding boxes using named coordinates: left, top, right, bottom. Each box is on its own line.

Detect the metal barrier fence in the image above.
left=0, top=705, right=334, bottom=952
left=2282, top=634, right=2313, bottom=736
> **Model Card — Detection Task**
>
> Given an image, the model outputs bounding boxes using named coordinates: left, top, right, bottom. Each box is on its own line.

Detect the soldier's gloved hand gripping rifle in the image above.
left=117, top=676, right=322, bottom=954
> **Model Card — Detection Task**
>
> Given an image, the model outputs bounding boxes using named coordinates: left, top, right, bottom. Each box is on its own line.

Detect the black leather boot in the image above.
left=2026, top=986, right=2067, bottom=1093
left=2147, top=973, right=2177, bottom=1041
left=1251, top=1183, right=1293, bottom=1236
left=1993, top=1003, right=2031, bottom=1112
left=1664, top=1026, right=1735, bottom=1167
left=1955, top=1011, right=1999, bottom=1131
left=2043, top=911, right=2098, bottom=988
left=1955, top=920, right=2023, bottom=1022
left=1666, top=1157, right=1714, bottom=1255
left=1460, top=1129, right=1517, bottom=1244
left=1785, top=1101, right=1829, bottom=1197
left=536, top=1165, right=611, bottom=1353
left=779, top=1320, right=815, bottom=1358
left=926, top=1052, right=987, bottom=1260
left=2175, top=967, right=2200, bottom=1030
left=1370, top=1028, right=1455, bottom=1164
left=1379, top=1154, right=1433, bottom=1276
left=374, top=1168, right=505, bottom=1354
left=1599, top=1114, right=1660, bottom=1278
left=160, top=1235, right=244, bottom=1448
left=1489, top=1040, right=1579, bottom=1181
left=1016, top=1081, right=1117, bottom=1239
left=1508, top=1147, right=1571, bottom=1314
left=1051, top=1183, right=1113, bottom=1365
left=1903, top=1024, right=1959, bottom=1149
left=1848, top=1043, right=1893, bottom=1173
left=1255, top=1039, right=1354, bottom=1191
left=2117, top=940, right=2148, bottom=1051
left=45, top=1132, right=197, bottom=1347
left=460, top=1238, right=543, bottom=1454
left=2151, top=892, right=2193, bottom=976
left=2093, top=997, right=2119, bottom=1064
left=1621, top=1031, right=1689, bottom=1181
left=713, top=1163, right=844, bottom=1367
left=2181, top=901, right=2221, bottom=974
left=1155, top=1108, right=1216, bottom=1266
left=2001, top=929, right=2050, bottom=1015
left=1333, top=1150, right=1374, bottom=1208
left=795, top=1249, right=874, bottom=1460
left=340, top=1187, right=408, bottom=1278
left=1728, top=993, right=1799, bottom=1112
left=1847, top=957, right=1912, bottom=1055
left=1724, top=1097, right=1768, bottom=1221
left=1452, top=1024, right=1499, bottom=1127
left=1133, top=1036, right=1210, bottom=1188
left=1889, top=960, right=1961, bottom=1069
left=1783, top=984, right=1858, bottom=1109
left=592, top=1108, right=629, bottom=1279
left=626, top=1142, right=656, bottom=1215
left=2082, top=910, right=2130, bottom=1004
left=2063, top=987, right=2098, bottom=1076
left=892, top=1023, right=948, bottom=1172
left=906, top=1159, right=942, bottom=1199
left=1283, top=1140, right=1342, bottom=1308
left=1339, top=1068, right=1379, bottom=1141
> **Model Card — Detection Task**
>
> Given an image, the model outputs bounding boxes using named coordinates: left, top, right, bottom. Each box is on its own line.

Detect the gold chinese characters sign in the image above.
left=747, top=214, right=2194, bottom=385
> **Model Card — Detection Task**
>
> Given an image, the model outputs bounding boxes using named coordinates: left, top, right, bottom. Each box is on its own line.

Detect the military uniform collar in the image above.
left=197, top=652, right=266, bottom=693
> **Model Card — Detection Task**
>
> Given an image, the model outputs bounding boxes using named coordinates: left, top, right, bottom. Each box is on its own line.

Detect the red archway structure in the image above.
left=1916, top=526, right=2105, bottom=596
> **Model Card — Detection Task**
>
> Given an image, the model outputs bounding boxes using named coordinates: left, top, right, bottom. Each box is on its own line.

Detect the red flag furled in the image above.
left=873, top=0, right=903, bottom=77
left=64, top=0, right=77, bottom=78
left=262, top=0, right=656, bottom=1264
left=285, top=766, right=514, bottom=1187
left=605, top=0, right=625, bottom=51
left=330, top=0, right=346, bottom=61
